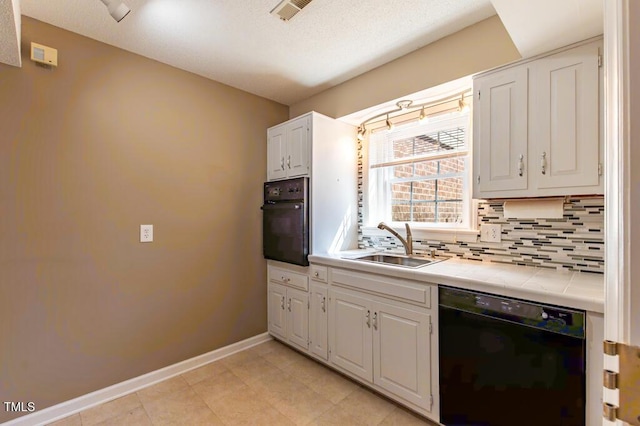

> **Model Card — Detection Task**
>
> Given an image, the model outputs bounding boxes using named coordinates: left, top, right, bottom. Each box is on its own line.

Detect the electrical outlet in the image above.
left=480, top=224, right=501, bottom=243
left=140, top=224, right=153, bottom=242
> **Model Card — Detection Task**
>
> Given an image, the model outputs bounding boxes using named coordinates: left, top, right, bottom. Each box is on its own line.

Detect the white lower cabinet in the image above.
left=309, top=281, right=328, bottom=361
left=374, top=301, right=431, bottom=410
left=328, top=282, right=436, bottom=418
left=267, top=282, right=288, bottom=340
left=267, top=263, right=310, bottom=352
left=329, top=289, right=373, bottom=380
left=268, top=282, right=309, bottom=351
left=269, top=262, right=438, bottom=422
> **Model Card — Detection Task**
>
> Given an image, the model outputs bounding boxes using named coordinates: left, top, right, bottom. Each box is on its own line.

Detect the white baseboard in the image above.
left=3, top=332, right=272, bottom=426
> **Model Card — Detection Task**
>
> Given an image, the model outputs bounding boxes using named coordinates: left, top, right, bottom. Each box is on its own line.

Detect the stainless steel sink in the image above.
left=349, top=254, right=443, bottom=268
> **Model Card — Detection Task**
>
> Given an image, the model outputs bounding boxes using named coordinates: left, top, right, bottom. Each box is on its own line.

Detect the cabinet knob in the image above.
left=314, top=271, right=319, bottom=277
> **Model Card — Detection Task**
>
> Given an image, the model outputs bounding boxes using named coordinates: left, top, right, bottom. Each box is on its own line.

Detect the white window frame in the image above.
left=362, top=110, right=479, bottom=243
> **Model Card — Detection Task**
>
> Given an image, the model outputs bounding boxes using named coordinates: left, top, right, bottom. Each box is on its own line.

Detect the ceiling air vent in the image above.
left=270, top=0, right=313, bottom=21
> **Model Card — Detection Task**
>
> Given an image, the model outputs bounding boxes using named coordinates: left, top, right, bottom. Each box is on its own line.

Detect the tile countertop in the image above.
left=308, top=250, right=605, bottom=314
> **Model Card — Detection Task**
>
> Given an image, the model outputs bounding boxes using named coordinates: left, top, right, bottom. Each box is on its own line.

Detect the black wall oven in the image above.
left=439, top=286, right=586, bottom=426
left=262, top=177, right=309, bottom=266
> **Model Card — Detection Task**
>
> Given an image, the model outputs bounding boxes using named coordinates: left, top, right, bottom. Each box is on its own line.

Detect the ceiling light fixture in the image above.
left=100, top=0, right=131, bottom=22
left=418, top=106, right=427, bottom=123
left=355, top=90, right=472, bottom=138
left=357, top=126, right=367, bottom=141
left=458, top=93, right=470, bottom=113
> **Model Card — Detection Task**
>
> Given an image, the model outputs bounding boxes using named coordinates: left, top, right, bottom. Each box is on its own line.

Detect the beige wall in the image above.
left=0, top=17, right=288, bottom=422
left=289, top=15, right=521, bottom=119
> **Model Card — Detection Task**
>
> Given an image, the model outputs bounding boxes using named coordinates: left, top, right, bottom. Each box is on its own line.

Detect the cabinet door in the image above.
left=532, top=42, right=600, bottom=191
left=268, top=283, right=287, bottom=340
left=474, top=65, right=529, bottom=196
left=267, top=126, right=286, bottom=181
left=287, top=287, right=309, bottom=351
left=329, top=289, right=373, bottom=382
left=286, top=117, right=310, bottom=178
left=373, top=301, right=432, bottom=411
left=309, top=282, right=328, bottom=360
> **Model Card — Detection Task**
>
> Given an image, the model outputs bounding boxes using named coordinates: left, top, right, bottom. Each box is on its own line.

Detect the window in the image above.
left=366, top=109, right=472, bottom=229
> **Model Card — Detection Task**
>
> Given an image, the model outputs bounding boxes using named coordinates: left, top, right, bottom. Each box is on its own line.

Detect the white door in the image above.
left=309, top=283, right=328, bottom=360
left=373, top=301, right=432, bottom=411
left=287, top=287, right=309, bottom=351
left=533, top=42, right=600, bottom=190
left=268, top=283, right=287, bottom=340
left=285, top=117, right=310, bottom=178
left=474, top=65, right=529, bottom=196
left=329, top=289, right=373, bottom=382
left=267, top=125, right=286, bottom=181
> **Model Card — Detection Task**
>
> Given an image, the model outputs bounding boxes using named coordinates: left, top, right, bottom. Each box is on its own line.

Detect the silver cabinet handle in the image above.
left=373, top=312, right=378, bottom=330
left=541, top=152, right=547, bottom=175
left=280, top=157, right=285, bottom=170
left=518, top=154, right=524, bottom=177
left=287, top=298, right=291, bottom=312
left=280, top=296, right=285, bottom=310
left=314, top=271, right=319, bottom=278
left=366, top=310, right=371, bottom=328
left=321, top=296, right=326, bottom=313
left=287, top=155, right=291, bottom=169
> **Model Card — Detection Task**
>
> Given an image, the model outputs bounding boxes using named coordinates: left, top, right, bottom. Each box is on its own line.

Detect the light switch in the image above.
left=140, top=224, right=153, bottom=242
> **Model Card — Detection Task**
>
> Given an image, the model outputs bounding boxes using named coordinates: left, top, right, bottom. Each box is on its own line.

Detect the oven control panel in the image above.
left=264, top=177, right=308, bottom=202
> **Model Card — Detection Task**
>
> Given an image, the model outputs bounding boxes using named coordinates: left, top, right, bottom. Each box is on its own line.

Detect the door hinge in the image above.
left=598, top=54, right=603, bottom=68
left=598, top=163, right=603, bottom=176
left=430, top=394, right=433, bottom=408
left=602, top=340, right=640, bottom=425
left=477, top=175, right=480, bottom=185
left=429, top=321, right=433, bottom=335
left=477, top=90, right=481, bottom=101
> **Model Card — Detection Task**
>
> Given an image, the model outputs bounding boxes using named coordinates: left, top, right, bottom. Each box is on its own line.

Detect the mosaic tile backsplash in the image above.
left=356, top=142, right=605, bottom=273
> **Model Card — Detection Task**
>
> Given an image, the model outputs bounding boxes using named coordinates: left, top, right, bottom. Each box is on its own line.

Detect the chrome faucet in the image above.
left=377, top=222, right=413, bottom=255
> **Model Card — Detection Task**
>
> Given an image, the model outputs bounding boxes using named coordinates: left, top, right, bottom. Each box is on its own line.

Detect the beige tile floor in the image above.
left=47, top=339, right=437, bottom=426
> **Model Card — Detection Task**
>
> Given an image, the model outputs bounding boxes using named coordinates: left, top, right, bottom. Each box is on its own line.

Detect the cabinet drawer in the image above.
left=269, top=267, right=309, bottom=291
left=310, top=265, right=328, bottom=283
left=331, top=268, right=431, bottom=308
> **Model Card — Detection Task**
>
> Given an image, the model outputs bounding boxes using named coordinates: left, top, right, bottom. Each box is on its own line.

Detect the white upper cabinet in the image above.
left=267, top=115, right=310, bottom=181
left=474, top=65, right=529, bottom=194
left=267, top=125, right=287, bottom=181
left=473, top=38, right=603, bottom=198
left=532, top=42, right=600, bottom=191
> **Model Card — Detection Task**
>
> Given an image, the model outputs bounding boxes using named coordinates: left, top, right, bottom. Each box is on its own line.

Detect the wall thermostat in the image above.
left=30, top=42, right=58, bottom=67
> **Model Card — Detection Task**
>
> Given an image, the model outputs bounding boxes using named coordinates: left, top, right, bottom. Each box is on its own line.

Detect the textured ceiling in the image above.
left=0, top=0, right=21, bottom=66
left=18, top=0, right=496, bottom=105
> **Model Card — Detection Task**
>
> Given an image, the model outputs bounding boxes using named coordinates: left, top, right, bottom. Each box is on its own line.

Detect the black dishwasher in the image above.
left=439, top=286, right=586, bottom=426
